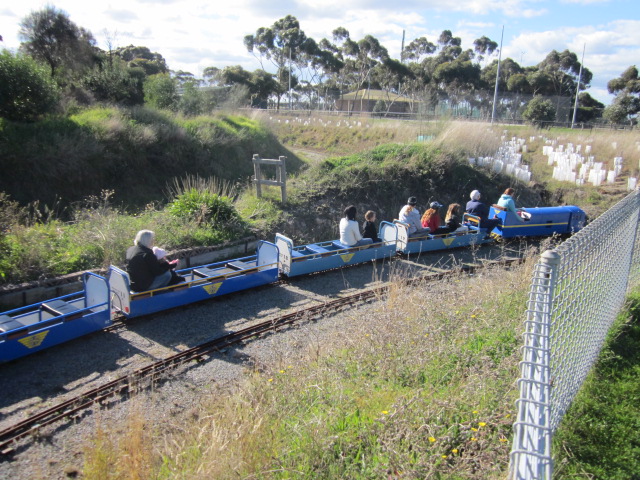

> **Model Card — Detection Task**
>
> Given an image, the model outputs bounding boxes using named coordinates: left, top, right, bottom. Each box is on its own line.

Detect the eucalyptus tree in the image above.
left=19, top=5, right=97, bottom=79
left=402, top=36, right=437, bottom=62
left=537, top=49, right=592, bottom=97
left=202, top=66, right=221, bottom=86
left=244, top=15, right=311, bottom=109
left=114, top=45, right=168, bottom=76
left=604, top=66, right=640, bottom=124
left=473, top=35, right=498, bottom=63
left=337, top=30, right=390, bottom=105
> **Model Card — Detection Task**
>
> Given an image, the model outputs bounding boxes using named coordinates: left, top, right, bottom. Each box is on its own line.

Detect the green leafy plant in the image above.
left=167, top=175, right=243, bottom=229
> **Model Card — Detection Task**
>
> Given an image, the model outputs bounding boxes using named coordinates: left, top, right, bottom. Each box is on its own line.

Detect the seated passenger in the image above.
left=126, top=230, right=179, bottom=292
left=497, top=188, right=525, bottom=222
left=465, top=190, right=500, bottom=232
left=399, top=196, right=430, bottom=237
left=340, top=205, right=374, bottom=247
left=153, top=246, right=185, bottom=285
left=421, top=201, right=452, bottom=235
left=362, top=210, right=382, bottom=243
left=445, top=203, right=468, bottom=233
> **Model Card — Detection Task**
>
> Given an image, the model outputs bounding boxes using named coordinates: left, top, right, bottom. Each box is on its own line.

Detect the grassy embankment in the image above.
left=0, top=107, right=303, bottom=284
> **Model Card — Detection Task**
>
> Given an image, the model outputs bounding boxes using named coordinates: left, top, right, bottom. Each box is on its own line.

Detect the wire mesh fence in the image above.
left=510, top=189, right=640, bottom=479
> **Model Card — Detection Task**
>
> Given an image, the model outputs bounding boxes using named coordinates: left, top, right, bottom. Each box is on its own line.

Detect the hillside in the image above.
left=0, top=107, right=303, bottom=209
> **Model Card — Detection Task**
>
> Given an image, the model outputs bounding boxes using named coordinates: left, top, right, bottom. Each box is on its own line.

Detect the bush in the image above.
left=143, top=73, right=178, bottom=110
left=0, top=50, right=59, bottom=121
left=522, top=97, right=556, bottom=127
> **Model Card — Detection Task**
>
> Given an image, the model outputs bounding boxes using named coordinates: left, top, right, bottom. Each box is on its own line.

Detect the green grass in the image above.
left=552, top=291, right=640, bottom=479
left=0, top=106, right=303, bottom=208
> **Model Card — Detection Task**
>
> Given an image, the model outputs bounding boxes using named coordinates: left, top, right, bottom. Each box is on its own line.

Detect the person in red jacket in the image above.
left=421, top=201, right=450, bottom=235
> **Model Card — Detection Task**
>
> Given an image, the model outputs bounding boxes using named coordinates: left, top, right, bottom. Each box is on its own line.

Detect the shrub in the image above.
left=167, top=175, right=245, bottom=232
left=522, top=97, right=556, bottom=127
left=0, top=50, right=59, bottom=121
left=143, top=73, right=178, bottom=110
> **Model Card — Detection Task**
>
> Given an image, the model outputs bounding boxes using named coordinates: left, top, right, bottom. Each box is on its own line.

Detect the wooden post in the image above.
left=279, top=155, right=287, bottom=203
left=252, top=154, right=262, bottom=198
left=252, top=154, right=287, bottom=203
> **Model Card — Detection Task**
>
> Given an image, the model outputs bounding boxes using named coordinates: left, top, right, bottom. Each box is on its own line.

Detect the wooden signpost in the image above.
left=252, top=154, right=287, bottom=203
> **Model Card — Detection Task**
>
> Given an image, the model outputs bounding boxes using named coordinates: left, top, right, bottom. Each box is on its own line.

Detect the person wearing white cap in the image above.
left=465, top=190, right=500, bottom=232
left=398, top=196, right=430, bottom=237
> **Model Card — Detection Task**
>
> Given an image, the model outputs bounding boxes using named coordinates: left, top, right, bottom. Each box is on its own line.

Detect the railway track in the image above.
left=0, top=257, right=522, bottom=457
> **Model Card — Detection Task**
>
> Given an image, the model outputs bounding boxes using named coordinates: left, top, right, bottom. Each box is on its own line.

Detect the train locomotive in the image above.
left=0, top=204, right=585, bottom=363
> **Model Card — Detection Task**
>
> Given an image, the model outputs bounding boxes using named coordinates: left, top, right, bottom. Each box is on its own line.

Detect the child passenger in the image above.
left=362, top=210, right=382, bottom=243
left=340, top=205, right=374, bottom=247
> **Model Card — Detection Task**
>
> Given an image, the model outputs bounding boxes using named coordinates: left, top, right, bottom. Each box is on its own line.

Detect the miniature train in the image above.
left=0, top=205, right=586, bottom=363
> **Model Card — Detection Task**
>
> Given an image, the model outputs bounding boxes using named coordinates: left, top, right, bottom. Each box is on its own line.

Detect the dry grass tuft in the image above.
left=83, top=402, right=154, bottom=480
left=435, top=121, right=503, bottom=158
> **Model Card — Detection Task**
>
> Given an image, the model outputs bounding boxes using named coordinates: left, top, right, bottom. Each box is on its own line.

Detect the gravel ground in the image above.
left=0, top=242, right=530, bottom=479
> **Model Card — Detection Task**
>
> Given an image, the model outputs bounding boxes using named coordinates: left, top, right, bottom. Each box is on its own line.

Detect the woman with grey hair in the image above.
left=465, top=190, right=500, bottom=233
left=126, top=229, right=177, bottom=292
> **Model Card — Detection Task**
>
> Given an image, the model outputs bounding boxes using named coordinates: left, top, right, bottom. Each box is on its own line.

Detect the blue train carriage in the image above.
left=275, top=221, right=399, bottom=277
left=394, top=220, right=492, bottom=255
left=108, top=241, right=280, bottom=319
left=0, top=273, right=111, bottom=363
left=489, top=204, right=586, bottom=238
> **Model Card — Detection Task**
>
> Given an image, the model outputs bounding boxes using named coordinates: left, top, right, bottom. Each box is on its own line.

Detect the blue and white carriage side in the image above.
left=488, top=205, right=586, bottom=238
left=275, top=221, right=399, bottom=277
left=393, top=220, right=492, bottom=255
left=0, top=273, right=111, bottom=363
left=108, top=240, right=280, bottom=318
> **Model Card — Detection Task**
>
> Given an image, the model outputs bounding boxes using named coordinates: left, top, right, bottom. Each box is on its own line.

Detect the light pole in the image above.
left=491, top=25, right=504, bottom=125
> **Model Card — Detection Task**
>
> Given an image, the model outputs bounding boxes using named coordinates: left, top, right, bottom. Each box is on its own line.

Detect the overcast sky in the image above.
left=1, top=0, right=638, bottom=104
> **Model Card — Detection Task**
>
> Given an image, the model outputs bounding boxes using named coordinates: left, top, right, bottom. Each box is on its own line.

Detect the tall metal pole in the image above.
left=289, top=46, right=292, bottom=110
left=491, top=25, right=504, bottom=125
left=571, top=43, right=586, bottom=129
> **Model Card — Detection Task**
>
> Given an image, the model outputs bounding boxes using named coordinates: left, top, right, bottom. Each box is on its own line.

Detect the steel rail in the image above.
left=0, top=257, right=521, bottom=456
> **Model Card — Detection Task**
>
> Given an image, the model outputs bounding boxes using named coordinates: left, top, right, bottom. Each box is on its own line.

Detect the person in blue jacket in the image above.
left=465, top=190, right=500, bottom=232
left=497, top=188, right=525, bottom=222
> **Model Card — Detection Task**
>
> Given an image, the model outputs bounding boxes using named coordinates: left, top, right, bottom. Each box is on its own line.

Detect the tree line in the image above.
left=1, top=7, right=638, bottom=125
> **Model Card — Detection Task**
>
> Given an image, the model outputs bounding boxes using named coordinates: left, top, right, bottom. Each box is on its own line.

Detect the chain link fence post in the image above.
left=510, top=250, right=559, bottom=480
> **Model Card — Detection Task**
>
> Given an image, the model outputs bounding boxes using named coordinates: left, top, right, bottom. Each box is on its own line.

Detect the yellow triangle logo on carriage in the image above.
left=203, top=282, right=223, bottom=296
left=18, top=330, right=49, bottom=349
left=340, top=253, right=355, bottom=263
left=443, top=238, right=455, bottom=247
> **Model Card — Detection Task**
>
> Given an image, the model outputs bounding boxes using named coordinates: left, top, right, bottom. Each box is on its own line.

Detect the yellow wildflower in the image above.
left=471, top=427, right=478, bottom=432
left=268, top=378, right=273, bottom=382
left=478, top=422, right=487, bottom=427
left=428, top=436, right=436, bottom=443
left=451, top=449, right=459, bottom=454
left=382, top=411, right=388, bottom=415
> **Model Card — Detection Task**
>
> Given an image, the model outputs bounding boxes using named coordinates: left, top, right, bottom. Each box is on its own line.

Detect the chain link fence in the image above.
left=510, top=189, right=640, bottom=479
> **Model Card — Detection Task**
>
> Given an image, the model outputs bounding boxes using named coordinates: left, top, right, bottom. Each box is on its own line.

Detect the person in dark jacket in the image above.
left=362, top=210, right=381, bottom=243
left=126, top=230, right=177, bottom=292
left=465, top=190, right=500, bottom=232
